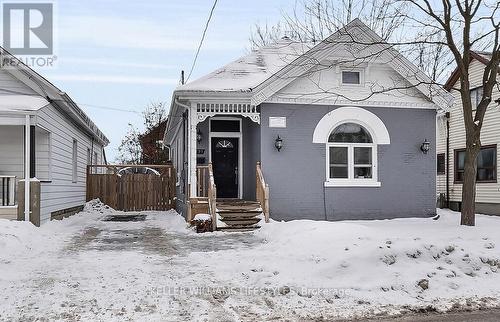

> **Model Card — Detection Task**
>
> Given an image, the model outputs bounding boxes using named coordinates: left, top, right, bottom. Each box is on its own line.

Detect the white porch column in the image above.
left=24, top=114, right=30, bottom=221
left=189, top=103, right=198, bottom=198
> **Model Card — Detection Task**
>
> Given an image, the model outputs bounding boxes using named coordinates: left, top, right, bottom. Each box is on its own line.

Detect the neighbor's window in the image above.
left=455, top=145, right=497, bottom=183
left=342, top=71, right=361, bottom=85
left=72, top=139, right=78, bottom=183
left=437, top=153, right=446, bottom=175
left=470, top=87, right=483, bottom=109
left=327, top=123, right=376, bottom=182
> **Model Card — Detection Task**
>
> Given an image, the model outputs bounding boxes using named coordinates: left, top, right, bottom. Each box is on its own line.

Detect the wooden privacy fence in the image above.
left=86, top=165, right=176, bottom=211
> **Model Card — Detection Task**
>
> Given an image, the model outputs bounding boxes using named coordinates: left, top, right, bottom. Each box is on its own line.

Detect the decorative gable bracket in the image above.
left=195, top=102, right=260, bottom=124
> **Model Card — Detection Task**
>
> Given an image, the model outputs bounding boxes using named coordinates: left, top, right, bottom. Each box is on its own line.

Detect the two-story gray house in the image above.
left=164, top=19, right=452, bottom=230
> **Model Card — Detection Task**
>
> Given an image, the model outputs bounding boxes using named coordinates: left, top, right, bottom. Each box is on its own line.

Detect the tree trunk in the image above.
left=460, top=143, right=480, bottom=226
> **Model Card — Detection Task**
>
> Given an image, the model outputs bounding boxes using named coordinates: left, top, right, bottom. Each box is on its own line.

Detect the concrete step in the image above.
left=217, top=225, right=261, bottom=232
left=220, top=217, right=261, bottom=226
left=218, top=211, right=262, bottom=218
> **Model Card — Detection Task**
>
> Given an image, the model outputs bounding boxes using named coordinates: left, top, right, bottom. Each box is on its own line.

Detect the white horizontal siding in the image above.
left=436, top=59, right=500, bottom=204
left=37, top=104, right=104, bottom=224
left=0, top=126, right=24, bottom=178
left=0, top=68, right=37, bottom=95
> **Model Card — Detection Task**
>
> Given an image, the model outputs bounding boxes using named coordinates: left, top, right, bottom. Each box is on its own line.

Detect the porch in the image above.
left=176, top=102, right=268, bottom=230
left=0, top=120, right=49, bottom=224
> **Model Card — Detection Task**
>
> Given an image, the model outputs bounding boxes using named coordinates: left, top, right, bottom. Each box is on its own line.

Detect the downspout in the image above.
left=24, top=114, right=31, bottom=221
left=445, top=112, right=450, bottom=208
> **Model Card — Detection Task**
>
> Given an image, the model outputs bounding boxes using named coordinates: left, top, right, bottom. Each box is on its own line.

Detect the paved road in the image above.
left=368, top=309, right=500, bottom=322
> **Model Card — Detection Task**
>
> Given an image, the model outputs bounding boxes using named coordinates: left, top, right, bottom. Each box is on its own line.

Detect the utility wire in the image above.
left=185, top=0, right=218, bottom=83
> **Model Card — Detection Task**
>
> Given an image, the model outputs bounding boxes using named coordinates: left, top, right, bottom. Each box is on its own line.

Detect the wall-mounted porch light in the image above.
left=420, top=139, right=430, bottom=154
left=275, top=135, right=283, bottom=152
left=196, top=129, right=203, bottom=143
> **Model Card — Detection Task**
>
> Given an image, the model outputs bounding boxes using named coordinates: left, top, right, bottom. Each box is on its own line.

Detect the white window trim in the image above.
left=341, top=68, right=364, bottom=86
left=325, top=142, right=380, bottom=187
left=312, top=107, right=390, bottom=144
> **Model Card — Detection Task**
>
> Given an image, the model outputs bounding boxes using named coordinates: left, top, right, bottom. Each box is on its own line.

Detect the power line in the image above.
left=185, top=0, right=218, bottom=83
left=79, top=103, right=142, bottom=114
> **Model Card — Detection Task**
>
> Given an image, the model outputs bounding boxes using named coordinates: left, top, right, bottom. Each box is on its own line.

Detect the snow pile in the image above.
left=184, top=209, right=500, bottom=319
left=193, top=213, right=211, bottom=221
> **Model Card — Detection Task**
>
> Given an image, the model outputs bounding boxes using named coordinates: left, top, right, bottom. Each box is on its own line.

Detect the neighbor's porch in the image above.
left=0, top=117, right=49, bottom=223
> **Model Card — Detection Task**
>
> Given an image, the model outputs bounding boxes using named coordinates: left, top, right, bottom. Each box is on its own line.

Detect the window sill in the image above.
left=324, top=180, right=381, bottom=187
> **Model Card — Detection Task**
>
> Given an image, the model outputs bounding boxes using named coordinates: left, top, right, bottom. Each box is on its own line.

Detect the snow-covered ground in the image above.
left=1, top=201, right=500, bottom=321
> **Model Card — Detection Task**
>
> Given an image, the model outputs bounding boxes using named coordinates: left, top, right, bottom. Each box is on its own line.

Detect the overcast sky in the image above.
left=36, top=0, right=293, bottom=161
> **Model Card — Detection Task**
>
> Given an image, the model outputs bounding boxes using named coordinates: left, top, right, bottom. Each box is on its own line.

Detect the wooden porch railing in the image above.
left=196, top=166, right=209, bottom=197
left=0, top=175, right=16, bottom=206
left=195, top=163, right=217, bottom=230
left=207, top=163, right=217, bottom=231
left=256, top=162, right=270, bottom=223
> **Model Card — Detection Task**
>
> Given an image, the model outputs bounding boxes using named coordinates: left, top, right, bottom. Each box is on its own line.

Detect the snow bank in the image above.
left=184, top=209, right=500, bottom=318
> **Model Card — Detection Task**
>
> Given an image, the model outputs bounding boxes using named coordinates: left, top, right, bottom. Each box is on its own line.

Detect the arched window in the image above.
left=327, top=122, right=378, bottom=186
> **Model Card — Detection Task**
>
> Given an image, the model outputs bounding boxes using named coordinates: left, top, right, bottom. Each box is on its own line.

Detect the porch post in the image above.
left=189, top=103, right=198, bottom=198
left=24, top=114, right=30, bottom=221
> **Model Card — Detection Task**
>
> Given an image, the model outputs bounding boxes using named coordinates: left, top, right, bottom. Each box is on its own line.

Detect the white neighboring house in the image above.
left=437, top=51, right=500, bottom=215
left=0, top=47, right=109, bottom=225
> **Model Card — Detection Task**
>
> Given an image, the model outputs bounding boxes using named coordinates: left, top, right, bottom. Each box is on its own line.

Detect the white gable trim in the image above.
left=312, top=106, right=390, bottom=144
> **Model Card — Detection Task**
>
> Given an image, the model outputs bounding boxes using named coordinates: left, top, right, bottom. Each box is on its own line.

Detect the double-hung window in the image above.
left=326, top=123, right=379, bottom=187
left=455, top=145, right=497, bottom=183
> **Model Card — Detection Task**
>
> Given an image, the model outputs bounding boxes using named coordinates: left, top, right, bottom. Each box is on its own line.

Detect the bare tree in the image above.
left=143, top=101, right=168, bottom=133
left=400, top=0, right=500, bottom=226
left=116, top=124, right=142, bottom=164
left=250, top=0, right=454, bottom=83
left=117, top=102, right=169, bottom=164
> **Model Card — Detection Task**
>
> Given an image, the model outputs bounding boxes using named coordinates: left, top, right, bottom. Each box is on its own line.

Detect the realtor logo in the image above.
left=2, top=2, right=53, bottom=55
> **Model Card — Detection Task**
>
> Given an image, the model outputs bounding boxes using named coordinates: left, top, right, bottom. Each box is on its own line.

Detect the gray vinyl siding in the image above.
left=260, top=103, right=437, bottom=221
left=36, top=104, right=104, bottom=224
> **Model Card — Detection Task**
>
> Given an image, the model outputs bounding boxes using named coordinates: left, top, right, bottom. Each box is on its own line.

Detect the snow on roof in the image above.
left=0, top=95, right=50, bottom=113
left=178, top=38, right=311, bottom=93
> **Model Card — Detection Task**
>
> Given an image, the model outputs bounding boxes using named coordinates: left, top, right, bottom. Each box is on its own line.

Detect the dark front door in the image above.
left=211, top=137, right=238, bottom=198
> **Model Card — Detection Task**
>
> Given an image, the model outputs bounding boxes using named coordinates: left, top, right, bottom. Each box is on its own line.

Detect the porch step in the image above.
left=216, top=200, right=263, bottom=232
left=220, top=217, right=261, bottom=226
left=217, top=226, right=261, bottom=232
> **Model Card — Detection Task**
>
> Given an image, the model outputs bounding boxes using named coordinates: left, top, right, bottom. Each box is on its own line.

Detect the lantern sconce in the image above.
left=420, top=139, right=430, bottom=154
left=196, top=129, right=202, bottom=143
left=275, top=135, right=283, bottom=152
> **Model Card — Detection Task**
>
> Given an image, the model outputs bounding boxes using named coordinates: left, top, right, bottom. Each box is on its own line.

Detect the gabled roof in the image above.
left=177, top=38, right=311, bottom=93
left=0, top=46, right=109, bottom=145
left=444, top=51, right=496, bottom=91
left=176, top=19, right=452, bottom=110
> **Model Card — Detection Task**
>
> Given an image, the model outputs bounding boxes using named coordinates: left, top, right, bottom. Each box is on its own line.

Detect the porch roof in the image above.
left=0, top=95, right=50, bottom=113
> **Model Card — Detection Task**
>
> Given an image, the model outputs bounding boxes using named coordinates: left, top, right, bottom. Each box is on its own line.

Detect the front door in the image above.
left=211, top=137, right=238, bottom=198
